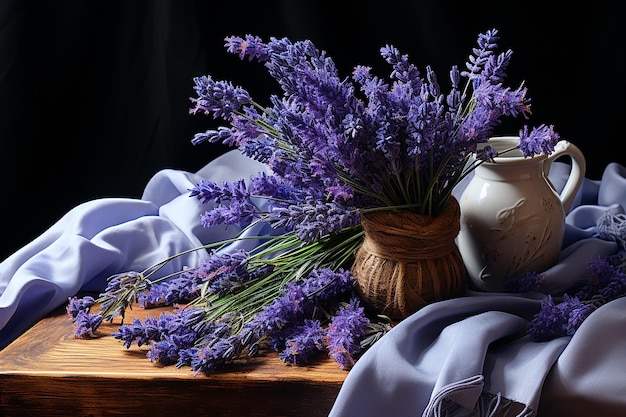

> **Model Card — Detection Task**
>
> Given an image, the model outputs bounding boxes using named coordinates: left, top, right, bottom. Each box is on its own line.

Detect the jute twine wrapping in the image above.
left=352, top=197, right=466, bottom=320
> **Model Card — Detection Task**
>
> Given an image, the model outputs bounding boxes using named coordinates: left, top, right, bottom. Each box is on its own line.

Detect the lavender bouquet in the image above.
left=67, top=29, right=562, bottom=375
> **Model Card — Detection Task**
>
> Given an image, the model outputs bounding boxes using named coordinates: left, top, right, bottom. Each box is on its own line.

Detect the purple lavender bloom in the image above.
left=528, top=294, right=594, bottom=342
left=481, top=49, right=513, bottom=85
left=113, top=306, right=208, bottom=366
left=179, top=320, right=262, bottom=375
left=112, top=317, right=157, bottom=348
left=462, top=28, right=500, bottom=82
left=189, top=339, right=232, bottom=376
left=72, top=311, right=104, bottom=338
left=98, top=271, right=149, bottom=322
left=186, top=323, right=245, bottom=377
left=269, top=200, right=360, bottom=243
left=66, top=295, right=96, bottom=319
left=599, top=277, right=626, bottom=299
left=278, top=319, right=326, bottom=365
left=138, top=269, right=204, bottom=308
left=191, top=29, right=561, bottom=220
left=477, top=82, right=529, bottom=118
left=225, top=36, right=369, bottom=207
left=261, top=37, right=352, bottom=119
left=240, top=134, right=277, bottom=164
left=249, top=284, right=307, bottom=337
left=190, top=178, right=247, bottom=205
left=580, top=256, right=626, bottom=300
left=227, top=107, right=271, bottom=148
left=113, top=306, right=205, bottom=351
left=326, top=297, right=370, bottom=370
left=176, top=347, right=199, bottom=368
left=298, top=268, right=356, bottom=301
left=380, top=44, right=422, bottom=91
left=146, top=338, right=181, bottom=366
left=191, top=126, right=234, bottom=146
left=528, top=255, right=626, bottom=344
left=190, top=179, right=261, bottom=228
left=250, top=171, right=293, bottom=202
left=102, top=271, right=144, bottom=293
left=225, top=35, right=271, bottom=62
left=527, top=296, right=568, bottom=342
left=562, top=295, right=595, bottom=333
left=446, top=66, right=462, bottom=112
left=518, top=124, right=560, bottom=157
left=523, top=255, right=626, bottom=343
left=191, top=250, right=253, bottom=296
left=460, top=81, right=529, bottom=145
left=189, top=75, right=251, bottom=120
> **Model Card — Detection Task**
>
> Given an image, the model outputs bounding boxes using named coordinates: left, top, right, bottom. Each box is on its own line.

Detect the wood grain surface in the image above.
left=0, top=304, right=348, bottom=417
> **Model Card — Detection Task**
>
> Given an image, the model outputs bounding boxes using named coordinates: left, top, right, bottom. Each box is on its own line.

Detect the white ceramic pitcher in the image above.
left=458, top=136, right=586, bottom=292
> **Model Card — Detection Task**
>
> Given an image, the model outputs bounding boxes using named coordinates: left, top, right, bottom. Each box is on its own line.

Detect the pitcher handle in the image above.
left=543, top=140, right=586, bottom=213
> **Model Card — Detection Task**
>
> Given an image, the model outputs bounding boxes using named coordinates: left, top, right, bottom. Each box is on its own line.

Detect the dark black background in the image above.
left=1, top=1, right=624, bottom=260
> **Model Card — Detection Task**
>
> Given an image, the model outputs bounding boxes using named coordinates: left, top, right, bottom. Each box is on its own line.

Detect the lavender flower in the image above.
left=138, top=268, right=204, bottom=308
left=528, top=295, right=594, bottom=342
left=225, top=34, right=270, bottom=62
left=278, top=319, right=326, bottom=365
left=98, top=271, right=150, bottom=323
left=518, top=124, right=560, bottom=157
left=190, top=179, right=260, bottom=228
left=179, top=29, right=564, bottom=370
left=462, top=28, right=501, bottom=82
left=66, top=295, right=95, bottom=319
left=326, top=298, right=370, bottom=370
left=269, top=200, right=360, bottom=243
left=192, top=126, right=234, bottom=146
left=189, top=75, right=252, bottom=120
left=188, top=335, right=240, bottom=376
left=72, top=311, right=104, bottom=338
left=198, top=249, right=253, bottom=296
left=112, top=317, right=159, bottom=348
left=109, top=306, right=208, bottom=368
left=476, top=145, right=499, bottom=163
left=146, top=338, right=182, bottom=366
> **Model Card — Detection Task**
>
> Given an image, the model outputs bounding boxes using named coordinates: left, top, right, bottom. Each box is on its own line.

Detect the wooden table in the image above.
left=0, top=304, right=348, bottom=417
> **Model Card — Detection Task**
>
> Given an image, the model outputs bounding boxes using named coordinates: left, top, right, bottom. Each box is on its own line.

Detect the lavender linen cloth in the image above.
left=329, top=161, right=626, bottom=417
left=0, top=151, right=268, bottom=349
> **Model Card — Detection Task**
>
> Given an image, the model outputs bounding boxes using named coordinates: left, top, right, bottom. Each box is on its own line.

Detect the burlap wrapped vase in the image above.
left=352, top=196, right=467, bottom=320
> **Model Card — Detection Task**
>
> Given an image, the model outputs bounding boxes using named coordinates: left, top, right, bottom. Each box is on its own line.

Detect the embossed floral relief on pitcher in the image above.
left=458, top=136, right=586, bottom=292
